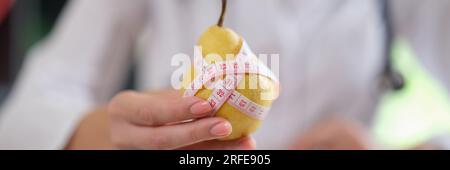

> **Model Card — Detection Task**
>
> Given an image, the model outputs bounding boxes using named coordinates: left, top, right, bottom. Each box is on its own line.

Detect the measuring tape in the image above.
left=184, top=41, right=278, bottom=120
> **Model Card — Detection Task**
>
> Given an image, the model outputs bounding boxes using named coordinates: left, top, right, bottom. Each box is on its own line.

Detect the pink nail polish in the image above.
left=210, top=121, right=232, bottom=136
left=190, top=101, right=212, bottom=115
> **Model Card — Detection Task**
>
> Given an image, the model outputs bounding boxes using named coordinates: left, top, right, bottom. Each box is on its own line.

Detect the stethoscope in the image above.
left=380, top=0, right=405, bottom=91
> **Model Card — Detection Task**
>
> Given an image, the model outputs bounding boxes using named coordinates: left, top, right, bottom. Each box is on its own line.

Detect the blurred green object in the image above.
left=373, top=40, right=450, bottom=149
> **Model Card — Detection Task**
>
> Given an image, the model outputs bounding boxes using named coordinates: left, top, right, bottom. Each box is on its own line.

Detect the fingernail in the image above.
left=190, top=101, right=212, bottom=115
left=210, top=121, right=232, bottom=136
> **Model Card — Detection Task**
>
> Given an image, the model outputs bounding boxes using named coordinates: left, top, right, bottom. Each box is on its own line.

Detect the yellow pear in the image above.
left=181, top=0, right=278, bottom=140
left=181, top=25, right=278, bottom=140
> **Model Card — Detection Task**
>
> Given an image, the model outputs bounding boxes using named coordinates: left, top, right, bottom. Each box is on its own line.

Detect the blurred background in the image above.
left=0, top=0, right=67, bottom=104
left=1, top=0, right=450, bottom=149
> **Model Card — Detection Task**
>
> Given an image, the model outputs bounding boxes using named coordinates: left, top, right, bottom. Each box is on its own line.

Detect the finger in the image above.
left=143, top=89, right=180, bottom=97
left=289, top=131, right=322, bottom=150
left=290, top=139, right=321, bottom=150
left=109, top=90, right=212, bottom=126
left=180, top=136, right=256, bottom=150
left=130, top=117, right=233, bottom=149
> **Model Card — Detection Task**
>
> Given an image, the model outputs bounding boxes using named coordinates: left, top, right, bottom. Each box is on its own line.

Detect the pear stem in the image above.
left=217, top=0, right=227, bottom=27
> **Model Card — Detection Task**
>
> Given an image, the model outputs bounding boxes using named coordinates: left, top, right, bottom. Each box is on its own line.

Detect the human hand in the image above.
left=108, top=90, right=255, bottom=150
left=290, top=118, right=372, bottom=150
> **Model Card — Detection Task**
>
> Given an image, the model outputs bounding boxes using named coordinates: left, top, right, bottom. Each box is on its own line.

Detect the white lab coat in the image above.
left=1, top=0, right=450, bottom=149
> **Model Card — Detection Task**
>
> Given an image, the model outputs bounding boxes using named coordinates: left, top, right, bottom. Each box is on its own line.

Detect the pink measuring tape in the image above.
left=183, top=41, right=278, bottom=120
